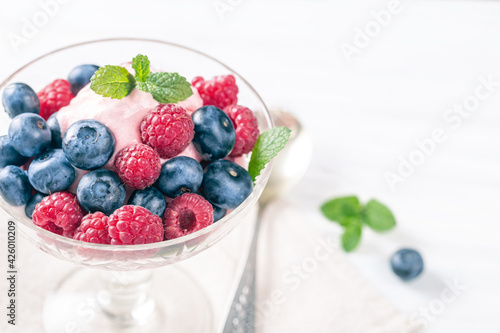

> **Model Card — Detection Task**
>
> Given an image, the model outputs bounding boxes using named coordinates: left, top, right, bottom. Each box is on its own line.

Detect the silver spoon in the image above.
left=219, top=109, right=313, bottom=333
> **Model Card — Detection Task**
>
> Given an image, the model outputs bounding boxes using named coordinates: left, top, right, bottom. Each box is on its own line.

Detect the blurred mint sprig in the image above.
left=90, top=54, right=192, bottom=103
left=320, top=196, right=396, bottom=252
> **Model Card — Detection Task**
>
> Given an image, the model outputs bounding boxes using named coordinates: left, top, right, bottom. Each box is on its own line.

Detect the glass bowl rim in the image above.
left=0, top=37, right=273, bottom=251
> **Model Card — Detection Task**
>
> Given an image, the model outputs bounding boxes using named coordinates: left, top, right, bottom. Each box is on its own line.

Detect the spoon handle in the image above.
left=220, top=205, right=265, bottom=333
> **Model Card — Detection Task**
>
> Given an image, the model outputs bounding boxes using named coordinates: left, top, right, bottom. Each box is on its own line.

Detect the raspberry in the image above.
left=164, top=193, right=214, bottom=240
left=114, top=144, right=161, bottom=190
left=32, top=192, right=85, bottom=238
left=140, top=104, right=194, bottom=159
left=224, top=105, right=259, bottom=157
left=37, top=79, right=74, bottom=120
left=73, top=212, right=111, bottom=244
left=108, top=206, right=164, bottom=245
left=43, top=223, right=64, bottom=236
left=192, top=75, right=238, bottom=109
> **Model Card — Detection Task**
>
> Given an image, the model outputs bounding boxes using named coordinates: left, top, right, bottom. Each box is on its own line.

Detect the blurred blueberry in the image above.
left=391, top=248, right=424, bottom=281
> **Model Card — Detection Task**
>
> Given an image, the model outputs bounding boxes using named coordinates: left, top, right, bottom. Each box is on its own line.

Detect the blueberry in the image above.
left=0, top=166, right=32, bottom=206
left=158, top=156, right=203, bottom=198
left=199, top=192, right=227, bottom=222
left=192, top=106, right=235, bottom=160
left=2, top=83, right=40, bottom=118
left=28, top=149, right=76, bottom=194
left=62, top=120, right=115, bottom=170
left=68, top=64, right=100, bottom=96
left=25, top=192, right=46, bottom=218
left=0, top=135, right=28, bottom=168
left=212, top=204, right=227, bottom=222
left=8, top=113, right=51, bottom=157
left=129, top=187, right=167, bottom=217
left=202, top=160, right=253, bottom=210
left=47, top=112, right=62, bottom=148
left=77, top=169, right=126, bottom=215
left=391, top=248, right=424, bottom=281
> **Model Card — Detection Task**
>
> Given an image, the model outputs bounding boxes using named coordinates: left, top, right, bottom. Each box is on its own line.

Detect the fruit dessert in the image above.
left=0, top=54, right=290, bottom=246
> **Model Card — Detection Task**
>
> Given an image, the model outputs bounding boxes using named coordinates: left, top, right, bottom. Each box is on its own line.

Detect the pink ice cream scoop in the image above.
left=56, top=65, right=204, bottom=193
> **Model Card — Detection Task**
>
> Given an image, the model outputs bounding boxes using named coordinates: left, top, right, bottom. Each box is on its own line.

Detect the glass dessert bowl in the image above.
left=0, top=38, right=273, bottom=333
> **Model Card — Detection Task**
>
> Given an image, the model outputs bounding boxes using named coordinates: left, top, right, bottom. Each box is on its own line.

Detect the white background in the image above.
left=1, top=0, right=500, bottom=332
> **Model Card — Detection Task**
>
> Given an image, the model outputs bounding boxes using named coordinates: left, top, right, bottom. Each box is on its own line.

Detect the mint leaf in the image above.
left=342, top=224, right=362, bottom=252
left=362, top=199, right=396, bottom=232
left=248, top=127, right=292, bottom=183
left=320, top=196, right=361, bottom=226
left=137, top=72, right=192, bottom=103
left=90, top=65, right=136, bottom=99
left=132, top=54, right=150, bottom=82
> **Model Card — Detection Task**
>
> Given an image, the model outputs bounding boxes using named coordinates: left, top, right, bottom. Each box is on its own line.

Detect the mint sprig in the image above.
left=90, top=54, right=192, bottom=103
left=248, top=126, right=291, bottom=183
left=320, top=196, right=361, bottom=227
left=320, top=196, right=396, bottom=252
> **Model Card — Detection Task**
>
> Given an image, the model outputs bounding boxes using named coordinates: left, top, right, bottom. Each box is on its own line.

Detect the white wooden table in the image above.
left=0, top=0, right=499, bottom=332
